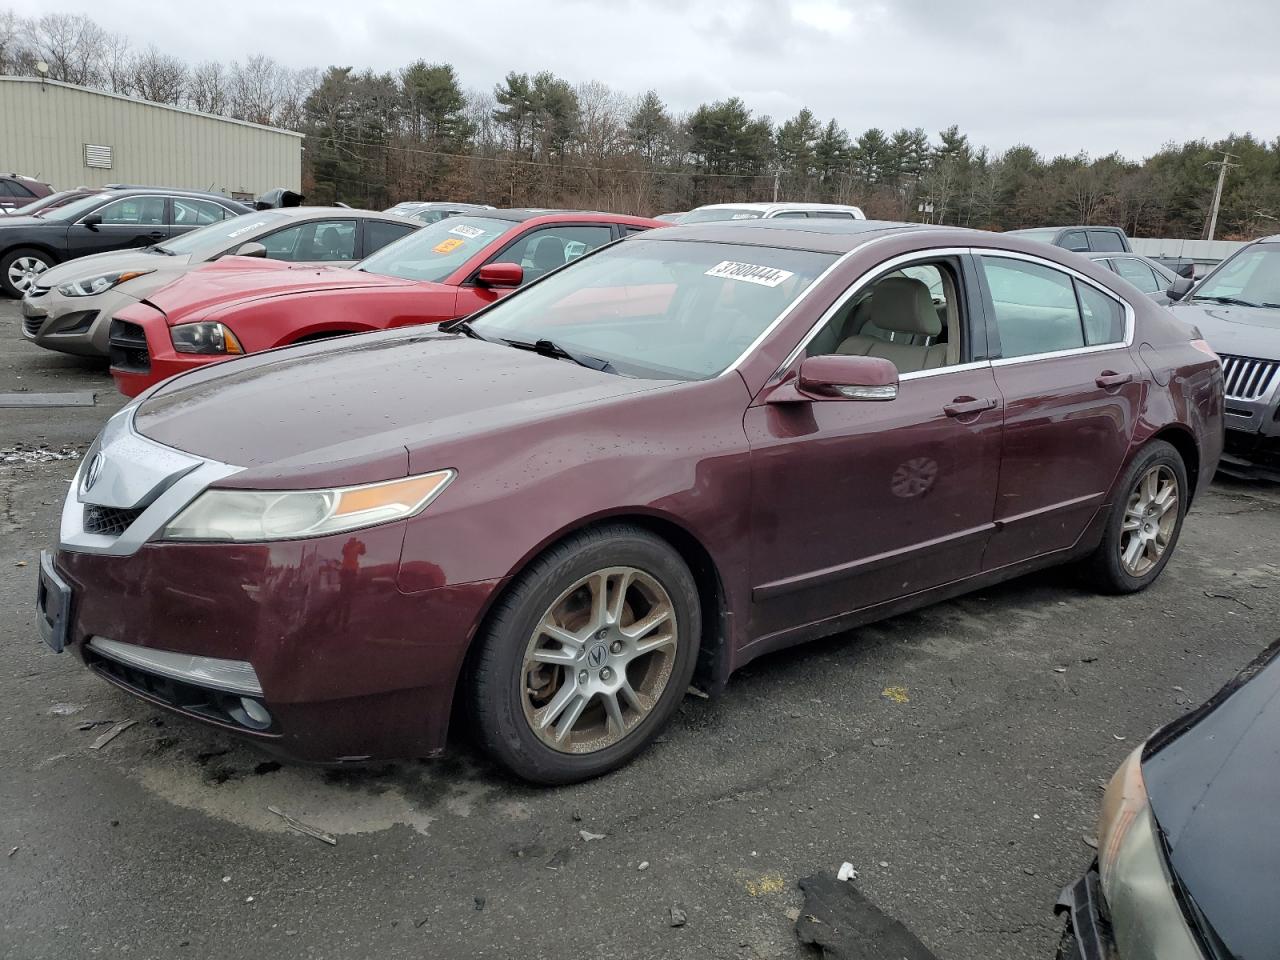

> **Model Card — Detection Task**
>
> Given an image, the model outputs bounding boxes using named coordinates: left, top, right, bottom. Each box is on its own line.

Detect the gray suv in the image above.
left=1168, top=234, right=1280, bottom=479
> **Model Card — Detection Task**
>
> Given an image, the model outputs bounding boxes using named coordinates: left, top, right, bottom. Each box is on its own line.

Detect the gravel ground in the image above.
left=2, top=296, right=1277, bottom=960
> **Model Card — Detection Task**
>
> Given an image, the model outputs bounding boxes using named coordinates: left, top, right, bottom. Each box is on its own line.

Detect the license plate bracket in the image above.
left=36, top=550, right=72, bottom=653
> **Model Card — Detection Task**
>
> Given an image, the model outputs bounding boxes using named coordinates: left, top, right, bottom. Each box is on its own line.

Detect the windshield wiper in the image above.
left=1190, top=294, right=1262, bottom=308
left=444, top=317, right=493, bottom=342
left=503, top=337, right=616, bottom=373
left=144, top=244, right=176, bottom=255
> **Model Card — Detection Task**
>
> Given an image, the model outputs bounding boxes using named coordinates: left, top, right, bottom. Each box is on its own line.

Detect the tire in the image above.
left=467, top=523, right=701, bottom=785
left=1084, top=439, right=1188, bottom=594
left=1, top=247, right=54, bottom=298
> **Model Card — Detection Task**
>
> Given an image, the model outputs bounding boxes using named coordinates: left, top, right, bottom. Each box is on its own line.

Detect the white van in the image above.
left=679, top=202, right=866, bottom=224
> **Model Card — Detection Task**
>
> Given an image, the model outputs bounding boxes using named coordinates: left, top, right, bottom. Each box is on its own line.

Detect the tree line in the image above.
left=4, top=9, right=1279, bottom=239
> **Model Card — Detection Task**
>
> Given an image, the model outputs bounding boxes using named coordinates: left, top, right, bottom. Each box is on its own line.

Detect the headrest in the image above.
left=868, top=276, right=941, bottom=336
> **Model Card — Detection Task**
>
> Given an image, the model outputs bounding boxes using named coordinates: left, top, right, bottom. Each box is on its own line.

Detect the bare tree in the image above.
left=131, top=47, right=187, bottom=104
left=0, top=9, right=32, bottom=74
left=30, top=13, right=106, bottom=85
left=186, top=60, right=226, bottom=114
left=99, top=30, right=133, bottom=94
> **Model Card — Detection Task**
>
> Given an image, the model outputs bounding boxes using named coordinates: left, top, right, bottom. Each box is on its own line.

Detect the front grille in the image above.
left=1220, top=354, right=1280, bottom=401
left=83, top=503, right=144, bottom=536
left=108, top=319, right=151, bottom=373
left=22, top=314, right=43, bottom=336
left=26, top=285, right=49, bottom=299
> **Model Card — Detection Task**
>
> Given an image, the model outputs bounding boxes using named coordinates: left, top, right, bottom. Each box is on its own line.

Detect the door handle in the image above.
left=1095, top=371, right=1133, bottom=389
left=145, top=231, right=165, bottom=239
left=943, top=396, right=997, bottom=417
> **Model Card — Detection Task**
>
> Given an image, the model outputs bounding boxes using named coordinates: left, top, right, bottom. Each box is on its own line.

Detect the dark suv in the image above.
left=1, top=188, right=251, bottom=297
left=0, top=174, right=53, bottom=214
left=1006, top=225, right=1131, bottom=254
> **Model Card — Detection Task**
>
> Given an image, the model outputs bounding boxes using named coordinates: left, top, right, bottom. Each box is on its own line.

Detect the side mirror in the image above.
left=770, top=354, right=899, bottom=403
left=81, top=213, right=102, bottom=230
left=476, top=262, right=523, bottom=288
left=234, top=241, right=268, bottom=258
left=1167, top=275, right=1194, bottom=302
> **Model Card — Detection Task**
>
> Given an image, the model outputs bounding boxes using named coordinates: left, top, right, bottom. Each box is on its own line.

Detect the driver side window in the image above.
left=805, top=260, right=963, bottom=373
left=491, top=226, right=614, bottom=285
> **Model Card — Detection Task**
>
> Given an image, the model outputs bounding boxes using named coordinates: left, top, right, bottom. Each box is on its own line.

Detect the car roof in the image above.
left=484, top=208, right=658, bottom=224
left=92, top=187, right=244, bottom=202
left=1008, top=225, right=1125, bottom=234
left=263, top=206, right=415, bottom=222
left=643, top=218, right=952, bottom=253
left=691, top=202, right=863, bottom=213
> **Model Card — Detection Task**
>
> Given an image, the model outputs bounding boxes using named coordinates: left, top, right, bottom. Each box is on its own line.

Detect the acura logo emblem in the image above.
left=81, top=453, right=105, bottom=494
left=587, top=643, right=608, bottom=668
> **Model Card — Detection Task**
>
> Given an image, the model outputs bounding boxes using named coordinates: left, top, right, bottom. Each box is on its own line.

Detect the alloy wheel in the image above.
left=1119, top=464, right=1178, bottom=577
left=521, top=566, right=678, bottom=754
left=7, top=255, right=48, bottom=294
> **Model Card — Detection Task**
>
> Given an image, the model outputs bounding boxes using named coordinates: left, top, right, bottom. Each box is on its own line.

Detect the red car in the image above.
left=40, top=219, right=1223, bottom=785
left=108, top=209, right=664, bottom=396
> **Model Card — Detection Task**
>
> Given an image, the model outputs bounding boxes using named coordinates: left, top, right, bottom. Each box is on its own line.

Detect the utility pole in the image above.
left=1204, top=151, right=1239, bottom=241
left=772, top=168, right=781, bottom=203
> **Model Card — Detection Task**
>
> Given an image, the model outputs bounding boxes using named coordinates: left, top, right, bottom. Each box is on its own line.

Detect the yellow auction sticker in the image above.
left=433, top=238, right=465, bottom=254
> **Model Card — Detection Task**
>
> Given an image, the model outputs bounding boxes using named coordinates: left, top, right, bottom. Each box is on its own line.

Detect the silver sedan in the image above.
left=21, top=207, right=419, bottom=358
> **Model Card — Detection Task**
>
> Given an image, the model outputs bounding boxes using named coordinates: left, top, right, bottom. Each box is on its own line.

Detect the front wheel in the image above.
left=467, top=524, right=701, bottom=784
left=2, top=247, right=53, bottom=297
left=1085, top=440, right=1188, bottom=593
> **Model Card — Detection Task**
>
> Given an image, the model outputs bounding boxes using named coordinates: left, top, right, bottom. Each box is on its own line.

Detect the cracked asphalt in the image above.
left=3, top=297, right=1278, bottom=960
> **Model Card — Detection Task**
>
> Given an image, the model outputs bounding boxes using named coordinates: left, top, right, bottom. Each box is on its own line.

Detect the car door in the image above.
left=454, top=223, right=616, bottom=316
left=976, top=252, right=1142, bottom=570
left=744, top=252, right=1004, bottom=640
left=66, top=195, right=170, bottom=256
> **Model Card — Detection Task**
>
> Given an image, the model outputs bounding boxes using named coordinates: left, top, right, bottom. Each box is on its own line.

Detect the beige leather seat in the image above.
left=836, top=276, right=948, bottom=372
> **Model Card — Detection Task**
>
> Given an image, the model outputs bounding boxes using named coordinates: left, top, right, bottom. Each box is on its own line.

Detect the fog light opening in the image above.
left=227, top=696, right=273, bottom=731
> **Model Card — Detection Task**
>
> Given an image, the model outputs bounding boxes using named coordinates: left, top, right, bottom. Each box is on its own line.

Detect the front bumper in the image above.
left=108, top=305, right=231, bottom=397
left=21, top=285, right=137, bottom=358
left=1055, top=865, right=1114, bottom=960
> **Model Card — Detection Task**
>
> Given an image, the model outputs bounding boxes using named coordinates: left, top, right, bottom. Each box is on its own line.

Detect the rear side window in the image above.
left=1059, top=231, right=1089, bottom=252
left=1076, top=282, right=1125, bottom=345
left=0, top=180, right=33, bottom=197
left=1088, top=230, right=1126, bottom=252
left=363, top=220, right=416, bottom=255
left=772, top=211, right=809, bottom=219
left=1113, top=258, right=1161, bottom=294
left=808, top=210, right=855, bottom=219
left=981, top=257, right=1085, bottom=358
left=172, top=198, right=229, bottom=226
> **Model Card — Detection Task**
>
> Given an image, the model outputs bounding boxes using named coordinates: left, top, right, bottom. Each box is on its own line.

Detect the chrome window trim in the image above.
left=59, top=404, right=242, bottom=557
left=898, top=359, right=993, bottom=381
left=766, top=246, right=975, bottom=383
left=977, top=249, right=1137, bottom=363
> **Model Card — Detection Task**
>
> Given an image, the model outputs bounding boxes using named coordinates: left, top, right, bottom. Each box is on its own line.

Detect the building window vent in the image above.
left=84, top=144, right=113, bottom=169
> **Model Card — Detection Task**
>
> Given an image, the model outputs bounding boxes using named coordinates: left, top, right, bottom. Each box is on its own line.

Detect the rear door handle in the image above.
left=943, top=397, right=998, bottom=417
left=145, top=231, right=165, bottom=239
left=1096, top=371, right=1134, bottom=388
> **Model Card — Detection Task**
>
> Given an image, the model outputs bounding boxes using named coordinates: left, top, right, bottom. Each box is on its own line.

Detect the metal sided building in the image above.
left=0, top=76, right=302, bottom=199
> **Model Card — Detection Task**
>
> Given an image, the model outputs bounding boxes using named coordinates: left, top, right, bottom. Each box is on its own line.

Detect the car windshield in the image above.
left=155, top=212, right=290, bottom=257
left=40, top=193, right=114, bottom=222
left=680, top=207, right=765, bottom=223
left=10, top=192, right=74, bottom=217
left=357, top=216, right=511, bottom=282
left=469, top=238, right=836, bottom=380
left=1192, top=245, right=1280, bottom=308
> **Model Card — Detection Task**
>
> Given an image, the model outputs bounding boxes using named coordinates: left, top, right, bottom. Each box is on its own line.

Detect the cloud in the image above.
left=8, top=0, right=1279, bottom=158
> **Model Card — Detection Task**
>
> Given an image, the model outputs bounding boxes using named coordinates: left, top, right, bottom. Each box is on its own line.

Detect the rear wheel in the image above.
left=467, top=524, right=701, bottom=784
left=2, top=247, right=53, bottom=297
left=1085, top=440, right=1187, bottom=593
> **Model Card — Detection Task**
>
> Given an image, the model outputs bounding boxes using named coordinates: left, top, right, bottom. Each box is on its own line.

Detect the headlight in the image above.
left=171, top=321, right=244, bottom=355
left=160, top=470, right=455, bottom=542
left=1096, top=747, right=1204, bottom=960
left=57, top=269, right=153, bottom=297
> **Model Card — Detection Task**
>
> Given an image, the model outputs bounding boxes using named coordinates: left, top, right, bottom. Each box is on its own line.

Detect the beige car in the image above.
left=21, top=207, right=418, bottom=358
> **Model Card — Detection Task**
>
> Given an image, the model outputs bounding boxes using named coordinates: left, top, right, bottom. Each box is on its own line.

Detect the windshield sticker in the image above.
left=448, top=224, right=486, bottom=239
left=730, top=213, right=759, bottom=220
left=227, top=221, right=269, bottom=238
left=705, top=260, right=795, bottom=287
left=433, top=238, right=466, bottom=254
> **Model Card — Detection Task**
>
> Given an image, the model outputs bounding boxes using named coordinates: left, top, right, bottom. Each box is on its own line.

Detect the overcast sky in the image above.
left=11, top=0, right=1279, bottom=158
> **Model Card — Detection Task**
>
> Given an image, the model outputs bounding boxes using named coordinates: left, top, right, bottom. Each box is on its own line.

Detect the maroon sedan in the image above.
left=37, top=219, right=1223, bottom=784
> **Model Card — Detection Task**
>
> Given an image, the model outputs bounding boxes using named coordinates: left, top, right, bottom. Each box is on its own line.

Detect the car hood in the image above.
left=39, top=248, right=188, bottom=286
left=0, top=214, right=60, bottom=229
left=1142, top=640, right=1280, bottom=960
left=1169, top=302, right=1280, bottom=360
left=143, top=259, right=425, bottom=324
left=133, top=329, right=670, bottom=486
